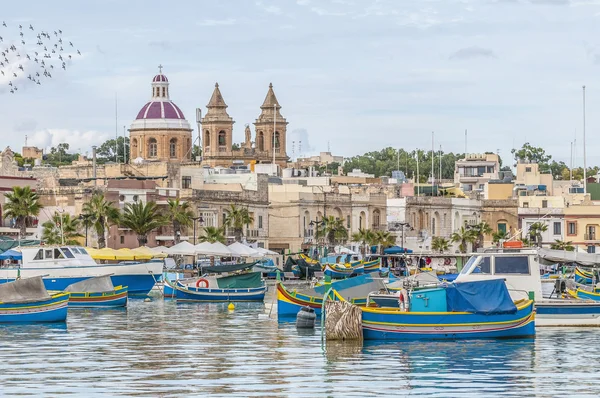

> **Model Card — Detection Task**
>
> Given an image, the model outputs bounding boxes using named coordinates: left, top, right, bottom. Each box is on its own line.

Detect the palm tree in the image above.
left=164, top=199, right=194, bottom=244
left=3, top=186, right=43, bottom=237
left=492, top=231, right=510, bottom=245
left=471, top=222, right=493, bottom=251
left=81, top=193, right=120, bottom=248
left=223, top=204, right=254, bottom=242
left=199, top=226, right=226, bottom=244
left=120, top=201, right=167, bottom=247
left=42, top=212, right=83, bottom=245
left=372, top=230, right=396, bottom=254
left=316, top=215, right=348, bottom=249
left=528, top=222, right=548, bottom=247
left=351, top=228, right=375, bottom=256
left=550, top=239, right=575, bottom=251
left=450, top=226, right=477, bottom=253
left=431, top=236, right=450, bottom=253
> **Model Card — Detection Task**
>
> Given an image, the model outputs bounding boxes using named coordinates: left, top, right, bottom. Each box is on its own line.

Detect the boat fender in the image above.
left=405, top=258, right=413, bottom=266
left=444, top=257, right=451, bottom=266
left=398, top=288, right=409, bottom=312
left=196, top=278, right=209, bottom=288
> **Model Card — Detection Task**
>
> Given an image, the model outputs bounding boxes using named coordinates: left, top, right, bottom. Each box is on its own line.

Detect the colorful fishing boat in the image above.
left=63, top=276, right=128, bottom=308
left=568, top=287, right=600, bottom=301
left=575, top=267, right=594, bottom=284
left=362, top=258, right=382, bottom=274
left=0, top=276, right=69, bottom=323
left=168, top=272, right=266, bottom=302
left=277, top=273, right=386, bottom=318
left=299, top=254, right=320, bottom=266
left=353, top=279, right=535, bottom=340
left=323, top=263, right=354, bottom=279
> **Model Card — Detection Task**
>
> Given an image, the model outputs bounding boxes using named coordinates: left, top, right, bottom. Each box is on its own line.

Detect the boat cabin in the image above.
left=19, top=246, right=97, bottom=268
left=455, top=248, right=542, bottom=300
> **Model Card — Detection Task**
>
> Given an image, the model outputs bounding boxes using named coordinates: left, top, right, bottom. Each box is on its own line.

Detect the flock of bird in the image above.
left=0, top=21, right=81, bottom=93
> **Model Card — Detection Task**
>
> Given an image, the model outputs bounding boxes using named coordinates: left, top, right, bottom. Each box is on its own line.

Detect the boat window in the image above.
left=61, top=248, right=75, bottom=258
left=44, top=249, right=53, bottom=259
left=460, top=256, right=479, bottom=275
left=79, top=248, right=88, bottom=255
left=494, top=256, right=530, bottom=275
left=54, top=248, right=65, bottom=259
left=478, top=257, right=491, bottom=274
left=33, top=249, right=43, bottom=260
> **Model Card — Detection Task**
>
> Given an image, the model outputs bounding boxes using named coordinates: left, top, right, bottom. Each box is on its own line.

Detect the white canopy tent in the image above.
left=194, top=242, right=236, bottom=257
left=334, top=246, right=358, bottom=255
left=228, top=242, right=263, bottom=258
left=254, top=246, right=279, bottom=256
left=163, top=241, right=197, bottom=256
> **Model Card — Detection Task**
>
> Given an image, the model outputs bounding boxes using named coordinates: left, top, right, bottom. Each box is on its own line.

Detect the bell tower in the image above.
left=253, top=83, right=288, bottom=165
left=200, top=83, right=234, bottom=165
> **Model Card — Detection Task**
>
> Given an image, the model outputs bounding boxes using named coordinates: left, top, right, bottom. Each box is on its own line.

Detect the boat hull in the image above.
left=0, top=293, right=69, bottom=323
left=174, top=283, right=266, bottom=302
left=361, top=301, right=536, bottom=340
left=0, top=263, right=162, bottom=296
left=323, top=264, right=353, bottom=279
left=535, top=299, right=600, bottom=326
left=67, top=286, right=128, bottom=308
left=276, top=283, right=367, bottom=318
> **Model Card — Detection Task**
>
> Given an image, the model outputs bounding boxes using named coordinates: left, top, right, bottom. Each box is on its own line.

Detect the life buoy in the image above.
left=444, top=257, right=451, bottom=266
left=397, top=288, right=409, bottom=312
left=195, top=278, right=209, bottom=288
left=405, top=258, right=413, bottom=266
left=426, top=257, right=432, bottom=265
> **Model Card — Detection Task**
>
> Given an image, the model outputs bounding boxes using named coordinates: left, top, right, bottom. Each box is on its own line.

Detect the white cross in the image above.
left=158, top=64, right=163, bottom=74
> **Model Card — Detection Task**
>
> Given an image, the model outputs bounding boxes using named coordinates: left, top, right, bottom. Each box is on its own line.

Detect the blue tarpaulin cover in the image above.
left=0, top=249, right=22, bottom=260
left=383, top=246, right=413, bottom=254
left=446, top=279, right=517, bottom=314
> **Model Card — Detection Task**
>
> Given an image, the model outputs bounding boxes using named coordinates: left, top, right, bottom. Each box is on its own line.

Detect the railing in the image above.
left=585, top=233, right=597, bottom=241
left=304, top=228, right=314, bottom=237
left=246, top=229, right=266, bottom=238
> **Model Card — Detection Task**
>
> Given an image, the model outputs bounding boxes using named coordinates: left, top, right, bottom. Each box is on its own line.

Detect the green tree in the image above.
left=42, top=212, right=83, bottom=245
left=511, top=142, right=552, bottom=172
left=164, top=199, right=194, bottom=245
left=120, top=201, right=167, bottom=247
left=471, top=222, right=492, bottom=251
left=223, top=204, right=254, bottom=242
left=450, top=226, right=477, bottom=253
left=492, top=231, right=510, bottom=245
left=550, top=240, right=575, bottom=251
left=528, top=222, right=548, bottom=247
left=431, top=236, right=450, bottom=253
left=372, top=230, right=396, bottom=254
left=192, top=145, right=202, bottom=161
left=231, top=143, right=241, bottom=151
left=96, top=137, right=130, bottom=163
left=81, top=192, right=121, bottom=248
left=199, top=226, right=226, bottom=244
left=316, top=215, right=348, bottom=248
left=3, top=186, right=43, bottom=237
left=45, top=143, right=79, bottom=166
left=352, top=228, right=375, bottom=256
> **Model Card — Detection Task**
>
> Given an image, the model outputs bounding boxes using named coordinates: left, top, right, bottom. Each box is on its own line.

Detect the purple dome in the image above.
left=152, top=74, right=168, bottom=82
left=136, top=101, right=185, bottom=120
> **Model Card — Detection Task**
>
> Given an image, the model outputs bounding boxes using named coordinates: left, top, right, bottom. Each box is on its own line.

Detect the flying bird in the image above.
left=29, top=24, right=33, bottom=30
left=2, top=22, right=6, bottom=27
left=12, top=72, right=16, bottom=77
left=77, top=50, right=80, bottom=55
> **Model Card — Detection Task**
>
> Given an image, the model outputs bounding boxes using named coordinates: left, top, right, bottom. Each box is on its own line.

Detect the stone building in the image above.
left=129, top=68, right=193, bottom=162
left=201, top=83, right=289, bottom=170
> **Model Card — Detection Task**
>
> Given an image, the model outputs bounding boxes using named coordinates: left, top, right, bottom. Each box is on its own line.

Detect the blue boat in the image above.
left=63, top=275, right=128, bottom=308
left=0, top=276, right=69, bottom=323
left=353, top=279, right=535, bottom=340
left=574, top=267, right=594, bottom=284
left=168, top=272, right=266, bottom=302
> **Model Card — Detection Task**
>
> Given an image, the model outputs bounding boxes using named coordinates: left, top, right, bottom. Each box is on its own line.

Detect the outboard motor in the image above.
left=296, top=306, right=316, bottom=329
left=554, top=278, right=567, bottom=295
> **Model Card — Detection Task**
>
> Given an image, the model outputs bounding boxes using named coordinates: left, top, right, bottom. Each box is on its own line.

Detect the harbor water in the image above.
left=1, top=288, right=600, bottom=397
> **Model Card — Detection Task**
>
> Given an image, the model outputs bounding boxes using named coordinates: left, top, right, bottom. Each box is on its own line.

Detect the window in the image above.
left=498, top=223, right=507, bottom=234
left=568, top=222, right=577, bottom=235
left=54, top=248, right=65, bottom=259
left=588, top=226, right=596, bottom=240
left=182, top=176, right=191, bottom=189
left=169, top=138, right=177, bottom=158
left=162, top=87, right=166, bottom=97
left=523, top=202, right=529, bottom=208
left=148, top=138, right=158, bottom=158
left=588, top=245, right=596, bottom=254
left=222, top=213, right=226, bottom=226
left=432, top=218, right=436, bottom=235
left=347, top=215, right=351, bottom=229
left=525, top=167, right=532, bottom=172
left=542, top=200, right=548, bottom=208
left=257, top=132, right=264, bottom=151
left=553, top=222, right=561, bottom=235
left=45, top=249, right=53, bottom=259
left=218, top=131, right=226, bottom=146
left=79, top=248, right=88, bottom=255
left=258, top=215, right=263, bottom=229
left=373, top=210, right=381, bottom=228
left=33, top=249, right=43, bottom=260
left=273, top=132, right=280, bottom=152
left=495, top=256, right=530, bottom=275
left=479, top=257, right=491, bottom=274
left=204, top=130, right=210, bottom=149
left=120, top=236, right=125, bottom=244
left=61, top=248, right=74, bottom=258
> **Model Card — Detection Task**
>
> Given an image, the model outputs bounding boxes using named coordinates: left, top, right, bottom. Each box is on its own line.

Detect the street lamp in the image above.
left=394, top=222, right=413, bottom=251
left=192, top=216, right=204, bottom=245
left=309, top=219, right=324, bottom=256
left=79, top=213, right=90, bottom=247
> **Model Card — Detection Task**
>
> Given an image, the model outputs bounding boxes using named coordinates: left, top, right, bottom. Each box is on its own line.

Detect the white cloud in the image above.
left=256, top=1, right=283, bottom=14
left=197, top=18, right=237, bottom=26
left=27, top=129, right=112, bottom=153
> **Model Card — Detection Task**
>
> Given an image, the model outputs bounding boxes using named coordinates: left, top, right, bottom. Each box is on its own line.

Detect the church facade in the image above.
left=200, top=83, right=289, bottom=169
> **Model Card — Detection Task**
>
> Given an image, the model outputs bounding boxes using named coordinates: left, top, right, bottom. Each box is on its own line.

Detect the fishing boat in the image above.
left=0, top=246, right=162, bottom=296
left=354, top=279, right=535, bottom=340
left=277, top=273, right=386, bottom=318
left=63, top=275, right=128, bottom=308
left=456, top=246, right=600, bottom=326
left=323, top=262, right=354, bottom=279
left=253, top=258, right=279, bottom=278
left=575, top=267, right=594, bottom=284
left=362, top=258, right=382, bottom=274
left=168, top=272, right=266, bottom=302
left=0, top=276, right=69, bottom=323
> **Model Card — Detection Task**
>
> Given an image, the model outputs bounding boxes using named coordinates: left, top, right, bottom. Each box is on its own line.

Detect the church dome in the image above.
left=130, top=68, right=191, bottom=131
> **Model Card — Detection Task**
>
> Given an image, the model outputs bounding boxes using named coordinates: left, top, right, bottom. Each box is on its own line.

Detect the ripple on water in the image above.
left=1, top=297, right=600, bottom=397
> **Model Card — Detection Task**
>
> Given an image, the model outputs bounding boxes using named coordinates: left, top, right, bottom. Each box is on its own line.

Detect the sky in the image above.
left=2, top=0, right=600, bottom=167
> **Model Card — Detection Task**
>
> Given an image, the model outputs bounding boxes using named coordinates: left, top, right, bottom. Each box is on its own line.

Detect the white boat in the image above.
left=0, top=246, right=163, bottom=296
left=456, top=246, right=600, bottom=326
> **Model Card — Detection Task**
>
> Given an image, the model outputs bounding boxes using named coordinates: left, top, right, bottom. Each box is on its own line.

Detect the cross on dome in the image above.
left=158, top=64, right=163, bottom=74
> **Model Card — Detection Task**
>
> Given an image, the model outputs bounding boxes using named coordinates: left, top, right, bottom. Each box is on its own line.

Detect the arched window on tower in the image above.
left=272, top=132, right=280, bottom=153
left=204, top=130, right=210, bottom=152
left=162, top=87, right=166, bottom=97
left=169, top=138, right=177, bottom=158
left=131, top=138, right=138, bottom=157
left=257, top=131, right=264, bottom=151
left=218, top=130, right=226, bottom=151
left=148, top=138, right=158, bottom=158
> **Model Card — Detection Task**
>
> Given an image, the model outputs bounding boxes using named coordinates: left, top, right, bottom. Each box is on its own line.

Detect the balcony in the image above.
left=585, top=233, right=598, bottom=241
left=246, top=229, right=267, bottom=239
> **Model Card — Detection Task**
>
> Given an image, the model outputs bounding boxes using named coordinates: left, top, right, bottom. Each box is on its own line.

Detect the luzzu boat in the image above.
left=457, top=246, right=600, bottom=326
left=277, top=273, right=386, bottom=318
left=0, top=246, right=162, bottom=296
left=0, top=276, right=69, bottom=323
left=62, top=275, right=128, bottom=308
left=353, top=279, right=535, bottom=340
left=361, top=258, right=382, bottom=274
left=167, top=272, right=266, bottom=302
left=323, top=263, right=354, bottom=279
left=575, top=267, right=594, bottom=284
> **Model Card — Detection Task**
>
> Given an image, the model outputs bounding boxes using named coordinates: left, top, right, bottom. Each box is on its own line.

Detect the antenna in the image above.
left=24, top=134, right=27, bottom=147
left=464, top=129, right=468, bottom=156
left=327, top=140, right=330, bottom=152
left=583, top=85, right=587, bottom=193
left=115, top=92, right=118, bottom=163
left=196, top=108, right=202, bottom=162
